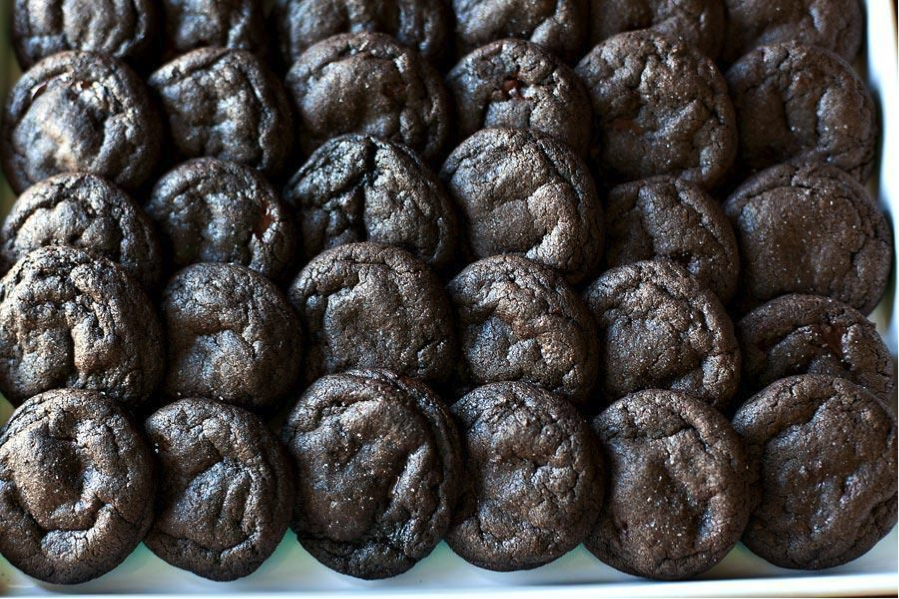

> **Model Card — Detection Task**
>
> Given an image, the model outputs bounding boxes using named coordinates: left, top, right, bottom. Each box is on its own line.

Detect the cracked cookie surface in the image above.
left=289, top=242, right=455, bottom=384
left=286, top=32, right=449, bottom=163
left=447, top=381, right=604, bottom=571
left=1, top=50, right=161, bottom=194
left=604, top=176, right=739, bottom=303
left=575, top=30, right=735, bottom=189
left=448, top=255, right=599, bottom=406
left=440, top=127, right=604, bottom=284
left=724, top=163, right=891, bottom=314
left=737, top=294, right=896, bottom=404
left=726, top=42, right=877, bottom=182
left=446, top=39, right=592, bottom=156
left=583, top=259, right=740, bottom=411
left=162, top=263, right=302, bottom=413
left=144, top=398, right=294, bottom=581
left=452, top=0, right=587, bottom=62
left=159, top=0, right=266, bottom=61
left=0, top=389, right=155, bottom=584
left=587, top=0, right=725, bottom=59
left=0, top=246, right=163, bottom=408
left=283, top=135, right=457, bottom=270
left=274, top=0, right=451, bottom=66
left=149, top=48, right=293, bottom=176
left=1, top=173, right=162, bottom=288
left=281, top=369, right=461, bottom=579
left=722, top=0, right=863, bottom=64
left=586, top=389, right=751, bottom=579
left=148, top=158, right=297, bottom=281
left=13, top=0, right=157, bottom=68
left=733, top=375, right=898, bottom=570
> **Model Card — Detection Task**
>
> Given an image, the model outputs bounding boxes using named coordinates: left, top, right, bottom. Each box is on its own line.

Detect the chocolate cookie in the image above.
left=583, top=259, right=740, bottom=411
left=722, top=0, right=863, bottom=64
left=282, top=369, right=461, bottom=579
left=587, top=0, right=725, bottom=59
left=0, top=173, right=162, bottom=289
left=446, top=39, right=593, bottom=156
left=274, top=0, right=451, bottom=67
left=452, top=0, right=587, bottom=62
left=448, top=255, right=599, bottom=406
left=440, top=127, right=604, bottom=284
left=575, top=30, right=736, bottom=189
left=160, top=0, right=266, bottom=61
left=447, top=381, right=604, bottom=571
left=144, top=398, right=294, bottom=581
left=726, top=42, right=877, bottom=182
left=0, top=389, right=155, bottom=584
left=147, top=158, right=297, bottom=281
left=161, top=263, right=302, bottom=413
left=149, top=48, right=293, bottom=176
left=724, top=163, right=891, bottom=314
left=283, top=135, right=457, bottom=270
left=288, top=242, right=455, bottom=384
left=1, top=51, right=162, bottom=194
left=0, top=246, right=164, bottom=409
left=12, top=0, right=157, bottom=68
left=604, top=176, right=740, bottom=303
left=587, top=389, right=751, bottom=579
left=286, top=32, right=449, bottom=163
left=737, top=294, right=896, bottom=402
left=733, top=375, right=898, bottom=570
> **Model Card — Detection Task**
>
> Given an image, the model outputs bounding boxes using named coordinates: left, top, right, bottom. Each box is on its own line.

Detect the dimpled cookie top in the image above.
left=1, top=51, right=161, bottom=194
left=576, top=31, right=736, bottom=189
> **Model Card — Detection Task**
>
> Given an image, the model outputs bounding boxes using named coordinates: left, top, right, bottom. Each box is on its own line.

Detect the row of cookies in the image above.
left=0, top=366, right=893, bottom=583
left=0, top=218, right=892, bottom=419
left=11, top=0, right=865, bottom=70
left=1, top=20, right=878, bottom=196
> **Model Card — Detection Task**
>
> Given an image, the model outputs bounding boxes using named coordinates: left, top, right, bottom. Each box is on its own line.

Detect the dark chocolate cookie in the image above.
left=161, top=263, right=302, bottom=414
left=722, top=0, right=864, bottom=64
left=440, top=127, right=604, bottom=284
left=724, top=163, right=891, bottom=314
left=148, top=48, right=293, bottom=176
left=282, top=369, right=461, bottom=579
left=452, top=0, right=587, bottom=62
left=447, top=381, right=604, bottom=571
left=286, top=32, right=449, bottom=163
left=159, top=0, right=266, bottom=61
left=0, top=389, right=155, bottom=584
left=12, top=0, right=157, bottom=68
left=448, top=255, right=599, bottom=406
left=575, top=30, right=736, bottom=189
left=726, top=42, right=877, bottom=182
left=144, top=398, right=294, bottom=581
left=0, top=173, right=161, bottom=288
left=604, top=176, right=740, bottom=303
left=1, top=50, right=162, bottom=194
left=0, top=246, right=164, bottom=409
left=288, top=242, right=456, bottom=384
left=446, top=39, right=592, bottom=156
left=587, top=0, right=725, bottom=59
left=587, top=389, right=751, bottom=579
left=737, top=294, right=896, bottom=402
left=274, top=0, right=451, bottom=67
left=147, top=158, right=297, bottom=281
left=583, top=259, right=740, bottom=411
left=733, top=375, right=898, bottom=570
left=283, top=135, right=457, bottom=270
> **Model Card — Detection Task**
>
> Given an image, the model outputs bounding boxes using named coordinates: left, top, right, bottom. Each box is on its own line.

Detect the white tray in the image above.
left=0, top=0, right=895, bottom=596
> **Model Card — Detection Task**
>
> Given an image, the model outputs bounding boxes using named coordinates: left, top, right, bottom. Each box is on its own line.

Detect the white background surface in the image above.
left=0, top=0, right=895, bottom=596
